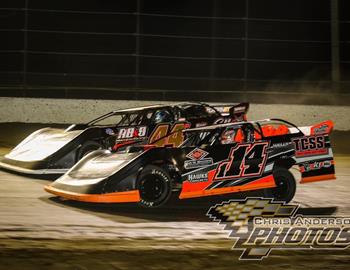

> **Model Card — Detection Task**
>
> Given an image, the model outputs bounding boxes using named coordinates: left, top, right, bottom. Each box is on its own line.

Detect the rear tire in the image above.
left=137, top=165, right=172, bottom=208
left=78, top=141, right=101, bottom=160
left=263, top=168, right=296, bottom=203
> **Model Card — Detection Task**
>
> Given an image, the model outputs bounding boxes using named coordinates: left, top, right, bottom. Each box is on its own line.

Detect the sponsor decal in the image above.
left=313, top=124, right=329, bottom=135
left=214, top=117, right=232, bottom=124
left=205, top=107, right=216, bottom=113
left=222, top=107, right=231, bottom=113
left=301, top=160, right=332, bottom=172
left=234, top=106, right=246, bottom=113
left=195, top=122, right=208, bottom=128
left=186, top=148, right=209, bottom=160
left=188, top=172, right=208, bottom=183
left=116, top=126, right=147, bottom=140
left=207, top=198, right=350, bottom=260
left=184, top=148, right=213, bottom=169
left=292, top=135, right=328, bottom=157
left=105, top=128, right=115, bottom=135
left=269, top=142, right=292, bottom=148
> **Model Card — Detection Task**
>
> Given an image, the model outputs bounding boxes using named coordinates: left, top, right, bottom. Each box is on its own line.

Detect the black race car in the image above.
left=0, top=102, right=248, bottom=174
left=45, top=119, right=335, bottom=207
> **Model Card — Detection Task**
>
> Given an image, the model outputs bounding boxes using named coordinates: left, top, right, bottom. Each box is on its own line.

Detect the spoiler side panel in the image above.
left=211, top=103, right=249, bottom=121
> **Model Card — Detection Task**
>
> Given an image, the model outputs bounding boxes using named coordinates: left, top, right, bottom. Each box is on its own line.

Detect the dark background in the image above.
left=0, top=0, right=349, bottom=103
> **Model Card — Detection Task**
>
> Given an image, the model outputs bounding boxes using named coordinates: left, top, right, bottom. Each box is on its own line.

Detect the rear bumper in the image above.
left=44, top=185, right=140, bottom=203
left=0, top=161, right=68, bottom=175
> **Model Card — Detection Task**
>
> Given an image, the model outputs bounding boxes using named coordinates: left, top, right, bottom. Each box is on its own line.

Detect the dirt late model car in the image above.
left=0, top=102, right=248, bottom=174
left=44, top=118, right=335, bottom=207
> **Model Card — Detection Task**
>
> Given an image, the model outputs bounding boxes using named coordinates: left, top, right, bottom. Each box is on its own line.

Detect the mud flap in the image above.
left=299, top=159, right=336, bottom=184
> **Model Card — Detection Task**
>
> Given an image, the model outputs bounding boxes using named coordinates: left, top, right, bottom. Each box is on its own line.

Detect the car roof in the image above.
left=112, top=102, right=209, bottom=113
left=114, top=104, right=169, bottom=113
left=184, top=118, right=301, bottom=133
left=183, top=119, right=286, bottom=133
left=184, top=121, right=251, bottom=132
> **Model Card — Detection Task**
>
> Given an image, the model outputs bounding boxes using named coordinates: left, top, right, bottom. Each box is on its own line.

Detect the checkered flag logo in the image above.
left=207, top=198, right=298, bottom=260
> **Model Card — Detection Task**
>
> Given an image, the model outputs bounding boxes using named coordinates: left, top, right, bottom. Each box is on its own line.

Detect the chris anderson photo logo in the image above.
left=207, top=198, right=350, bottom=260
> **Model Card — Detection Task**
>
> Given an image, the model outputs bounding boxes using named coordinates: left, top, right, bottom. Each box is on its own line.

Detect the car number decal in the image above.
left=149, top=123, right=189, bottom=147
left=214, top=142, right=269, bottom=180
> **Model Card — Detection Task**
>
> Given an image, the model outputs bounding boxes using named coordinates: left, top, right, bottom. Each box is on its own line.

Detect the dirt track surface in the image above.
left=0, top=152, right=349, bottom=269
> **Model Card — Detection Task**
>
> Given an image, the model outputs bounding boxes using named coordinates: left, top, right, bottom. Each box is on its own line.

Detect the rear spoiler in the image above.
left=211, top=102, right=249, bottom=120
left=310, top=120, right=334, bottom=135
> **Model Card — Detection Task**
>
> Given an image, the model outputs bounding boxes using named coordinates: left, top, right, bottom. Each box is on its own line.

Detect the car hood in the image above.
left=58, top=150, right=142, bottom=181
left=5, top=128, right=83, bottom=162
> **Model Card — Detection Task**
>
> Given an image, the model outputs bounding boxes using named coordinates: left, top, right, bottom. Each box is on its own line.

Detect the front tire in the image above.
left=263, top=168, right=296, bottom=203
left=137, top=165, right=172, bottom=208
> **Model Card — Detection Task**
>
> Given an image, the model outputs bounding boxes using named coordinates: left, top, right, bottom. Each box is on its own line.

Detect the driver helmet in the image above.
left=221, top=129, right=236, bottom=144
left=154, top=110, right=171, bottom=124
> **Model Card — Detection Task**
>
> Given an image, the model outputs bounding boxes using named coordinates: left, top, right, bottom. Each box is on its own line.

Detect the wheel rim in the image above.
left=271, top=175, right=291, bottom=201
left=139, top=175, right=166, bottom=202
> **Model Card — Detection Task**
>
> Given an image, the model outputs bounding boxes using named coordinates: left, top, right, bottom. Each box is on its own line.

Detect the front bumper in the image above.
left=0, top=160, right=68, bottom=175
left=44, top=185, right=140, bottom=203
